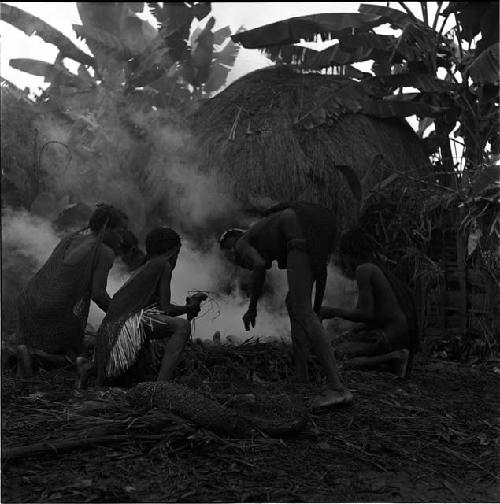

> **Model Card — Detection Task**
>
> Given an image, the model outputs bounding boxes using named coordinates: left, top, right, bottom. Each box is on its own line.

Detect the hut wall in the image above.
left=422, top=209, right=500, bottom=352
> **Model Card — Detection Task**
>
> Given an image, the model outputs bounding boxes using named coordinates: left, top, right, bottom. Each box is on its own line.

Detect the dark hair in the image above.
left=146, top=227, right=181, bottom=256
left=120, top=230, right=138, bottom=249
left=88, top=204, right=128, bottom=232
left=339, top=227, right=377, bottom=262
left=219, top=228, right=246, bottom=249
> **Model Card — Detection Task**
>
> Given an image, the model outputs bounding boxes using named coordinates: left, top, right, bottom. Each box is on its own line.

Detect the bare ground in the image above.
left=2, top=342, right=499, bottom=503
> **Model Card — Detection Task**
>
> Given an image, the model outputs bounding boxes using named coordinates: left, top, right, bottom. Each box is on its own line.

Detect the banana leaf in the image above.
left=159, top=3, right=194, bottom=39
left=231, top=12, right=385, bottom=49
left=214, top=39, right=240, bottom=68
left=360, top=99, right=446, bottom=118
left=468, top=164, right=500, bottom=201
left=375, top=73, right=457, bottom=93
left=213, top=25, right=231, bottom=46
left=357, top=3, right=418, bottom=29
left=443, top=2, right=483, bottom=42
left=76, top=3, right=124, bottom=37
left=121, top=14, right=158, bottom=55
left=339, top=33, right=397, bottom=54
left=9, top=58, right=81, bottom=86
left=147, top=2, right=166, bottom=25
left=77, top=65, right=96, bottom=87
left=0, top=3, right=94, bottom=66
left=467, top=44, right=500, bottom=84
left=127, top=39, right=173, bottom=88
left=307, top=42, right=377, bottom=69
left=263, top=45, right=318, bottom=66
left=72, top=24, right=132, bottom=60
left=204, top=61, right=231, bottom=93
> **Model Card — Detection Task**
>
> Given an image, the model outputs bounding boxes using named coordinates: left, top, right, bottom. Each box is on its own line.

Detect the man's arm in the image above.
left=320, top=266, right=375, bottom=323
left=158, top=262, right=199, bottom=318
left=235, top=237, right=267, bottom=330
left=91, top=245, right=115, bottom=312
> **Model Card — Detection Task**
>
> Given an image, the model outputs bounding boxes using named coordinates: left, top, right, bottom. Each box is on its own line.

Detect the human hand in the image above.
left=185, top=292, right=207, bottom=320
left=186, top=303, right=201, bottom=319
left=242, top=307, right=257, bottom=331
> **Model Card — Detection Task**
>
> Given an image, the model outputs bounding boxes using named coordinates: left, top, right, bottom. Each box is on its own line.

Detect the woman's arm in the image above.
left=158, top=261, right=198, bottom=318
left=321, top=266, right=375, bottom=323
left=91, top=245, right=115, bottom=312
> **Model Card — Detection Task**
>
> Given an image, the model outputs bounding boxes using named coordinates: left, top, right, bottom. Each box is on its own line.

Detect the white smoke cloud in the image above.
left=4, top=97, right=359, bottom=345
left=2, top=208, right=61, bottom=265
left=171, top=241, right=290, bottom=342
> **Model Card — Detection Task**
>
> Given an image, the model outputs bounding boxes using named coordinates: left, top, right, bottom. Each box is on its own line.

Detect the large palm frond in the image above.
left=0, top=2, right=94, bottom=66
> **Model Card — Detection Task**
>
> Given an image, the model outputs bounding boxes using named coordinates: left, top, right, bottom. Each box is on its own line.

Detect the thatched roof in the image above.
left=191, top=66, right=432, bottom=231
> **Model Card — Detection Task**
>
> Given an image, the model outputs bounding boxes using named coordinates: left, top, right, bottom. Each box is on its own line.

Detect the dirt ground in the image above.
left=2, top=345, right=499, bottom=503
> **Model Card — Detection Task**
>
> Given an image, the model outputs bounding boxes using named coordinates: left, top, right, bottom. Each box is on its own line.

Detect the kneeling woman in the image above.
left=93, top=228, right=201, bottom=386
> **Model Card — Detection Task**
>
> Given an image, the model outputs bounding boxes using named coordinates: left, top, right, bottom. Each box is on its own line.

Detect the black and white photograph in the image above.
left=1, top=1, right=499, bottom=502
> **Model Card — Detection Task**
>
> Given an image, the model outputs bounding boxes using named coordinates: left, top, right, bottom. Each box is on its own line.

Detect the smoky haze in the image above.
left=2, top=101, right=357, bottom=341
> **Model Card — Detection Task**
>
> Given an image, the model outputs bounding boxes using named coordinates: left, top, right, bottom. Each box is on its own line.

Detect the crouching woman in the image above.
left=15, top=204, right=128, bottom=378
left=92, top=228, right=201, bottom=386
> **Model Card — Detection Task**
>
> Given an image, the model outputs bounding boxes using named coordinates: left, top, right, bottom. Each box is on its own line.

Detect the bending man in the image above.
left=93, top=227, right=203, bottom=386
left=219, top=201, right=352, bottom=408
left=320, top=228, right=419, bottom=378
left=14, top=204, right=128, bottom=378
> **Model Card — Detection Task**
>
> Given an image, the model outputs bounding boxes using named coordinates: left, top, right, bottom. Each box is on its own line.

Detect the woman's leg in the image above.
left=148, top=315, right=191, bottom=382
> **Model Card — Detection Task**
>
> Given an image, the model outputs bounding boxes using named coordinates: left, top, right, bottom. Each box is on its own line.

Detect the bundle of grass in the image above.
left=191, top=66, right=432, bottom=233
left=127, top=381, right=308, bottom=437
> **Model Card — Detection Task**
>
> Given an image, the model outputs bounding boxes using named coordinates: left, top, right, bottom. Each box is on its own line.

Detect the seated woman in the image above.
left=320, top=228, right=419, bottom=378
left=87, top=227, right=203, bottom=388
left=15, top=204, right=128, bottom=378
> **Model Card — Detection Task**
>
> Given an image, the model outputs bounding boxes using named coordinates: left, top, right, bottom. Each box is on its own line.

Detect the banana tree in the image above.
left=231, top=2, right=499, bottom=184
left=1, top=2, right=239, bottom=108
left=1, top=2, right=240, bottom=221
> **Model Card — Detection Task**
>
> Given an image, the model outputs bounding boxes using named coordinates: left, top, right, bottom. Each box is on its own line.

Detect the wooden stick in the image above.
left=2, top=434, right=165, bottom=463
left=332, top=436, right=388, bottom=472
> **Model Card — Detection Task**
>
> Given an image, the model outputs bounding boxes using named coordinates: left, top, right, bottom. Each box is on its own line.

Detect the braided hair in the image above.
left=88, top=203, right=127, bottom=232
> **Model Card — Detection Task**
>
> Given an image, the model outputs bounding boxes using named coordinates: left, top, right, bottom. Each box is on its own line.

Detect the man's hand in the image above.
left=243, top=307, right=257, bottom=331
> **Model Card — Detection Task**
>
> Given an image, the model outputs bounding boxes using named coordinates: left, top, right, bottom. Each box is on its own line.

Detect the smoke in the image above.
left=0, top=207, right=133, bottom=335
left=2, top=208, right=61, bottom=265
left=1, top=208, right=62, bottom=335
left=171, top=242, right=291, bottom=342
left=4, top=95, right=358, bottom=344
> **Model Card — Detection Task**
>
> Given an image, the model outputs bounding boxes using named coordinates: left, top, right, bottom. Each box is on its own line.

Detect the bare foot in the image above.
left=344, top=350, right=410, bottom=378
left=343, top=356, right=368, bottom=369
left=16, top=345, right=34, bottom=378
left=75, top=357, right=94, bottom=389
left=311, top=388, right=353, bottom=409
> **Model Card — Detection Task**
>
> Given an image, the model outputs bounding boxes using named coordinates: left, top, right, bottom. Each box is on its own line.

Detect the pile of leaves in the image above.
left=2, top=340, right=499, bottom=502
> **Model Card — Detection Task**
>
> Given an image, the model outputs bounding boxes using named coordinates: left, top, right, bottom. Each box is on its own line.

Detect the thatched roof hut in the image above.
left=191, top=66, right=432, bottom=231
